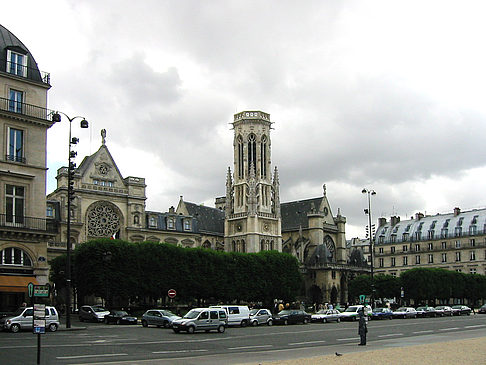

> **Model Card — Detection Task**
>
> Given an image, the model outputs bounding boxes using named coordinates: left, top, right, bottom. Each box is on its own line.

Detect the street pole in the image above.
left=52, top=112, right=89, bottom=328
left=362, top=188, right=376, bottom=308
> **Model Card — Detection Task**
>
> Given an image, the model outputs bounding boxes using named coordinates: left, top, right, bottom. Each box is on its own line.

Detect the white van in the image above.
left=1, top=306, right=60, bottom=333
left=171, top=308, right=227, bottom=334
left=210, top=305, right=250, bottom=327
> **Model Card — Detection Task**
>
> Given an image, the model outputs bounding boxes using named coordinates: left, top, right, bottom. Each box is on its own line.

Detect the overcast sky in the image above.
left=4, top=0, right=486, bottom=239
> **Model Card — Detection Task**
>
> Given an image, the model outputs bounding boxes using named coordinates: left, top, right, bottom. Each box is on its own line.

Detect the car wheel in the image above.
left=337, top=317, right=341, bottom=323
left=173, top=329, right=180, bottom=333
left=142, top=320, right=148, bottom=327
left=163, top=321, right=170, bottom=328
left=251, top=320, right=258, bottom=327
left=116, top=319, right=121, bottom=325
left=48, top=323, right=58, bottom=332
left=267, top=319, right=273, bottom=326
left=283, top=319, right=288, bottom=325
left=303, top=318, right=309, bottom=324
left=10, top=324, right=20, bottom=333
left=187, top=326, right=195, bottom=334
left=241, top=320, right=248, bottom=327
left=218, top=325, right=225, bottom=333
left=105, top=318, right=109, bottom=324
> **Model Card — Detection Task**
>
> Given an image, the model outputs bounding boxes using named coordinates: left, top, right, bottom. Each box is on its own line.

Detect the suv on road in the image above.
left=172, top=308, right=227, bottom=334
left=141, top=309, right=181, bottom=328
left=78, top=305, right=110, bottom=322
left=1, top=306, right=59, bottom=333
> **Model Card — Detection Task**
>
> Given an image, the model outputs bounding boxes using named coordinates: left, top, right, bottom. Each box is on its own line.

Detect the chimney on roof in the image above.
left=415, top=212, right=424, bottom=220
left=390, top=216, right=400, bottom=226
left=378, top=217, right=387, bottom=228
left=454, top=207, right=461, bottom=216
left=169, top=206, right=175, bottom=214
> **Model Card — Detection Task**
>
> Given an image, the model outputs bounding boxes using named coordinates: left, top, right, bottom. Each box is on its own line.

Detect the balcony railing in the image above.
left=377, top=228, right=486, bottom=245
left=0, top=214, right=58, bottom=233
left=0, top=97, right=56, bottom=122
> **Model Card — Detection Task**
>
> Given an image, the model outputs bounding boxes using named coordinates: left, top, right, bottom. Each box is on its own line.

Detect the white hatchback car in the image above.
left=1, top=306, right=60, bottom=333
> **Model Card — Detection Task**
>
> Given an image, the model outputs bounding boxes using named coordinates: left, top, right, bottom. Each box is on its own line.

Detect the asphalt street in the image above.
left=0, top=314, right=485, bottom=364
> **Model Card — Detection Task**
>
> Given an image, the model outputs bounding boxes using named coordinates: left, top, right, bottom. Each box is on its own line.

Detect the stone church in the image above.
left=47, top=110, right=369, bottom=305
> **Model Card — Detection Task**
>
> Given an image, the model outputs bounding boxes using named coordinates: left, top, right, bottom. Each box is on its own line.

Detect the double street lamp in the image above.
left=362, top=188, right=376, bottom=308
left=52, top=111, right=89, bottom=328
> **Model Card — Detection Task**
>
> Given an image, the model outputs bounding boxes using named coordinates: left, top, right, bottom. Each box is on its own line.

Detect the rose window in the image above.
left=87, top=203, right=121, bottom=237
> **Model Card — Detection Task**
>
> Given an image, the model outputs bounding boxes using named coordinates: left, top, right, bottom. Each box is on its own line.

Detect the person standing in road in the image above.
left=358, top=307, right=367, bottom=345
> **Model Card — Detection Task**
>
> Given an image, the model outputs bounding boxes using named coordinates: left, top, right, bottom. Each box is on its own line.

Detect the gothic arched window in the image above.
left=0, top=247, right=32, bottom=266
left=237, top=135, right=244, bottom=179
left=248, top=134, right=256, bottom=175
left=260, top=135, right=267, bottom=178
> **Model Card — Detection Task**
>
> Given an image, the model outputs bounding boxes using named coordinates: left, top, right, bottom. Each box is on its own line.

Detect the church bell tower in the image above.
left=224, top=111, right=282, bottom=253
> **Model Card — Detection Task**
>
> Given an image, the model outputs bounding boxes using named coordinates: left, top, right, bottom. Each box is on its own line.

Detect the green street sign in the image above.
left=28, top=282, right=34, bottom=298
left=33, top=284, right=50, bottom=298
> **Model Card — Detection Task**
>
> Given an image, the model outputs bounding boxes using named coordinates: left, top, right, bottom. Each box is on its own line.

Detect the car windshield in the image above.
left=396, top=307, right=406, bottom=311
left=344, top=306, right=359, bottom=313
left=161, top=310, right=176, bottom=317
left=278, top=310, right=291, bottom=315
left=12, top=307, right=26, bottom=316
left=93, top=307, right=107, bottom=312
left=250, top=309, right=259, bottom=315
left=115, top=311, right=128, bottom=316
left=184, top=309, right=201, bottom=319
left=316, top=309, right=327, bottom=314
left=451, top=305, right=462, bottom=309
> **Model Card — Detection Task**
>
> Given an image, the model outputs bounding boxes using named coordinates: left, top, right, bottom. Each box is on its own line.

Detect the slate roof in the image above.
left=0, top=24, right=44, bottom=83
left=281, top=197, right=323, bottom=231
left=183, top=202, right=225, bottom=236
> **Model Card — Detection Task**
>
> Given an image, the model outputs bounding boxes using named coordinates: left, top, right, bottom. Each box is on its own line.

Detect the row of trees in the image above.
left=348, top=268, right=486, bottom=305
left=49, top=239, right=303, bottom=308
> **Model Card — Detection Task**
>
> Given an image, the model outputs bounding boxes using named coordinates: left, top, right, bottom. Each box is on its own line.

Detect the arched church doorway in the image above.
left=309, top=285, right=322, bottom=305
left=330, top=286, right=338, bottom=305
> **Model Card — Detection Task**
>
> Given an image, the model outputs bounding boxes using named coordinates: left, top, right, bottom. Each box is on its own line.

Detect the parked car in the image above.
left=0, top=306, right=59, bottom=333
left=272, top=310, right=311, bottom=325
left=393, top=307, right=417, bottom=319
left=171, top=308, right=227, bottom=334
left=79, top=305, right=110, bottom=323
left=416, top=306, right=437, bottom=318
left=249, top=308, right=273, bottom=326
left=451, top=305, right=471, bottom=316
left=311, top=309, right=341, bottom=323
left=104, top=310, right=138, bottom=325
left=478, top=304, right=486, bottom=314
left=340, top=305, right=371, bottom=321
left=434, top=305, right=453, bottom=316
left=370, top=307, right=393, bottom=320
left=209, top=305, right=250, bottom=327
left=141, top=309, right=181, bottom=328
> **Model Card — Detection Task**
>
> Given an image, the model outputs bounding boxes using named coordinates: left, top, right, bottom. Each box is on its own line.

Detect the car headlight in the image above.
left=6, top=319, right=11, bottom=325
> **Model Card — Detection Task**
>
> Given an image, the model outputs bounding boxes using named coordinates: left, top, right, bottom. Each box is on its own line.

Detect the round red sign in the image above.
left=168, top=289, right=176, bottom=298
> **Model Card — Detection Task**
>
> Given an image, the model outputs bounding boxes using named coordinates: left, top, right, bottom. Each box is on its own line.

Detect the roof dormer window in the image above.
left=7, top=49, right=27, bottom=77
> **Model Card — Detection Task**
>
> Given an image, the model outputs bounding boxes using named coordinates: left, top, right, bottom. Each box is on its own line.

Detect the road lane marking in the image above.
left=413, top=330, right=433, bottom=334
left=289, top=340, right=327, bottom=345
left=337, top=337, right=359, bottom=341
left=152, top=349, right=208, bottom=354
left=439, top=327, right=460, bottom=331
left=465, top=325, right=486, bottom=328
left=56, top=353, right=128, bottom=360
left=228, top=345, right=273, bottom=350
left=378, top=333, right=403, bottom=338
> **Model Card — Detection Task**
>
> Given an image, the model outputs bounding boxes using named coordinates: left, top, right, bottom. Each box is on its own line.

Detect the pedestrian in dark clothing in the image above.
left=358, top=308, right=367, bottom=345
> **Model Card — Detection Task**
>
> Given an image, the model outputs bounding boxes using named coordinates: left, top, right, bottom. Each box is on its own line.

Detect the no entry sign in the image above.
left=168, top=289, right=176, bottom=298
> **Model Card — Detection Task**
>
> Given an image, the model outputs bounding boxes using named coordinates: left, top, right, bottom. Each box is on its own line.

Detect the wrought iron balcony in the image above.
left=0, top=97, right=56, bottom=122
left=0, top=214, right=58, bottom=233
left=0, top=58, right=50, bottom=85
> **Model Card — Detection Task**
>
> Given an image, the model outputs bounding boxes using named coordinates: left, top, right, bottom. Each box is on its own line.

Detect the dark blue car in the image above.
left=370, top=307, right=393, bottom=320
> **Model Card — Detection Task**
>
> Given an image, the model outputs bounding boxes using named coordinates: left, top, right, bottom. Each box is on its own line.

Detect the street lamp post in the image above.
left=52, top=111, right=88, bottom=328
left=362, top=188, right=376, bottom=308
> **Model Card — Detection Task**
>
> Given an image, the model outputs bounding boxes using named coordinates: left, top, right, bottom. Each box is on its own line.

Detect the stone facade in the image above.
left=374, top=208, right=486, bottom=276
left=0, top=24, right=56, bottom=311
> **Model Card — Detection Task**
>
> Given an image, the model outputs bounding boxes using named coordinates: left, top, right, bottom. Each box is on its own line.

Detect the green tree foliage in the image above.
left=50, top=239, right=303, bottom=306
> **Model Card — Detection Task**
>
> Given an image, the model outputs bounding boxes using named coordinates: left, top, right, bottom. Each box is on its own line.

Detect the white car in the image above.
left=311, top=309, right=341, bottom=323
left=393, top=307, right=417, bottom=319
left=339, top=305, right=371, bottom=321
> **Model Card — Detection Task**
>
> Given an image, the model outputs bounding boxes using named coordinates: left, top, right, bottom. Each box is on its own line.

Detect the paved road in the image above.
left=0, top=314, right=485, bottom=364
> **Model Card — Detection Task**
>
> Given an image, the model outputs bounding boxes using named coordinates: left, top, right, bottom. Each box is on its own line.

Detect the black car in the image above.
left=272, top=310, right=311, bottom=325
left=416, top=306, right=437, bottom=318
left=451, top=305, right=471, bottom=316
left=104, top=310, right=138, bottom=325
left=478, top=304, right=486, bottom=314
